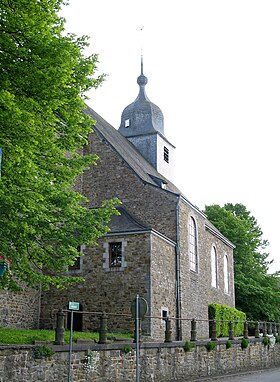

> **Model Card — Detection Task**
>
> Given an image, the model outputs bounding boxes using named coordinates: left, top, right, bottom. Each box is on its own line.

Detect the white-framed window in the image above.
left=103, top=239, right=127, bottom=271
left=189, top=216, right=198, bottom=272
left=224, top=254, right=229, bottom=294
left=211, top=245, right=218, bottom=288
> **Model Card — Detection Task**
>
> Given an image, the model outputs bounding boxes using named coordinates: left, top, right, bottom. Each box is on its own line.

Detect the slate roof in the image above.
left=107, top=207, right=150, bottom=234
left=85, top=105, right=235, bottom=249
left=86, top=106, right=181, bottom=194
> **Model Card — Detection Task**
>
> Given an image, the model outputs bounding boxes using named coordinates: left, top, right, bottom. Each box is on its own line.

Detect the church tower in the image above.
left=119, top=58, right=175, bottom=182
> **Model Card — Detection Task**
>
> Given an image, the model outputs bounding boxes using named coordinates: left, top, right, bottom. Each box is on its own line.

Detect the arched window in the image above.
left=189, top=217, right=198, bottom=272
left=224, top=254, right=229, bottom=294
left=211, top=246, right=218, bottom=288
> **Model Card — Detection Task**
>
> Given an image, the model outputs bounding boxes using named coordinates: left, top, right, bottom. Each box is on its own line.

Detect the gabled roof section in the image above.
left=107, top=206, right=150, bottom=234
left=85, top=106, right=181, bottom=194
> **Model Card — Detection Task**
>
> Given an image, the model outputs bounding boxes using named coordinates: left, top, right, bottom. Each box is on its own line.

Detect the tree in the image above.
left=0, top=0, right=119, bottom=290
left=204, top=203, right=280, bottom=321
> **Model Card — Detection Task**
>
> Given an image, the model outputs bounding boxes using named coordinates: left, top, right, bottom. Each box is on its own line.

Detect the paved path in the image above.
left=192, top=368, right=280, bottom=382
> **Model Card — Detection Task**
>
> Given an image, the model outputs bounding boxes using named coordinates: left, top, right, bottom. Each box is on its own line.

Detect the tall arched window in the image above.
left=211, top=246, right=218, bottom=288
left=224, top=254, right=229, bottom=294
left=189, top=217, right=198, bottom=272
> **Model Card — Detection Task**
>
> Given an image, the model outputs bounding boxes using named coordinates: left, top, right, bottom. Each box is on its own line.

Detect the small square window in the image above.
left=164, top=146, right=169, bottom=163
left=125, top=119, right=130, bottom=128
left=109, top=242, right=122, bottom=267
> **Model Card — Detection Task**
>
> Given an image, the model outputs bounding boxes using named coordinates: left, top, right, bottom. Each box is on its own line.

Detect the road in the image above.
left=192, top=368, right=280, bottom=382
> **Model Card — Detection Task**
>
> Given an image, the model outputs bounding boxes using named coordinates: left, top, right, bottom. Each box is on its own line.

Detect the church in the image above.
left=39, top=59, right=235, bottom=340
left=0, top=60, right=235, bottom=340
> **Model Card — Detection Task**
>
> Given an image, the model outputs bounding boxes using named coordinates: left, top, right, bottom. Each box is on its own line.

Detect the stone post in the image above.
left=267, top=322, right=272, bottom=335
left=273, top=322, right=277, bottom=336
left=211, top=320, right=217, bottom=341
left=164, top=317, right=172, bottom=343
left=191, top=319, right=197, bottom=342
left=243, top=321, right=248, bottom=339
left=99, top=312, right=108, bottom=344
left=228, top=321, right=234, bottom=340
left=54, top=309, right=65, bottom=345
left=254, top=322, right=260, bottom=338
left=263, top=322, right=267, bottom=337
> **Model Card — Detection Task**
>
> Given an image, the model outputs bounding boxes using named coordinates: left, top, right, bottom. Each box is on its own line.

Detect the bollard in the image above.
left=99, top=312, right=108, bottom=344
left=228, top=321, right=234, bottom=340
left=254, top=322, right=260, bottom=338
left=191, top=319, right=197, bottom=342
left=211, top=320, right=217, bottom=341
left=164, top=317, right=172, bottom=343
left=243, top=321, right=248, bottom=339
left=263, top=322, right=267, bottom=337
left=273, top=322, right=277, bottom=336
left=54, top=309, right=65, bottom=345
left=267, top=322, right=272, bottom=335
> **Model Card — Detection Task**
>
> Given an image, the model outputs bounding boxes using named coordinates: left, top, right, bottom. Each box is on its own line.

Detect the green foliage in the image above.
left=122, top=346, right=132, bottom=354
left=183, top=341, right=195, bottom=352
left=0, top=0, right=119, bottom=290
left=263, top=336, right=270, bottom=347
left=226, top=340, right=232, bottom=349
left=33, top=345, right=54, bottom=359
left=275, top=336, right=280, bottom=344
left=206, top=341, right=217, bottom=352
left=0, top=328, right=131, bottom=344
left=209, top=303, right=246, bottom=337
left=241, top=338, right=249, bottom=349
left=204, top=203, right=280, bottom=322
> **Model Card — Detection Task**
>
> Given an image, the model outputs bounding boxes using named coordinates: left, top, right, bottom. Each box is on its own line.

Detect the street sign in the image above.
left=69, top=301, right=79, bottom=311
left=131, top=297, right=148, bottom=319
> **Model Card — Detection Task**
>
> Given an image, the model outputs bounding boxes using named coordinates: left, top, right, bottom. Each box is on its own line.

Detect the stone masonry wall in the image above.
left=0, top=339, right=279, bottom=381
left=178, top=200, right=235, bottom=339
left=40, top=232, right=153, bottom=334
left=0, top=288, right=40, bottom=329
left=150, top=234, right=177, bottom=341
left=83, top=129, right=178, bottom=241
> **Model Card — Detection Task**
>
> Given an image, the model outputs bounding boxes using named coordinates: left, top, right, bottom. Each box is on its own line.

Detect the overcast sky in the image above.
left=61, top=0, right=280, bottom=272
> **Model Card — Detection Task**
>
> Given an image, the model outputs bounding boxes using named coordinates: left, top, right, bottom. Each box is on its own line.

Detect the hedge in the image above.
left=209, top=303, right=246, bottom=337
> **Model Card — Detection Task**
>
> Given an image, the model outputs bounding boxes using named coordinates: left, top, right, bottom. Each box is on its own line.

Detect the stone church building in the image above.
left=1, top=61, right=235, bottom=340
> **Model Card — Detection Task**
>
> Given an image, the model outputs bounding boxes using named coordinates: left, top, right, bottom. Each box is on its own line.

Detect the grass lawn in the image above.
left=0, top=328, right=132, bottom=345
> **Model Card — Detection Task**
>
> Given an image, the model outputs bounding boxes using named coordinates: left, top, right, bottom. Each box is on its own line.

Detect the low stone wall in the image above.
left=0, top=338, right=279, bottom=381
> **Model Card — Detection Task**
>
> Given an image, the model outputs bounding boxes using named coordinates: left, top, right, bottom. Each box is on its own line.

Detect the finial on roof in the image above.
left=137, top=54, right=148, bottom=87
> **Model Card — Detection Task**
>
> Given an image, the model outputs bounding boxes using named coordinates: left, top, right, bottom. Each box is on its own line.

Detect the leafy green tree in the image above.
left=204, top=203, right=280, bottom=321
left=0, top=0, right=119, bottom=290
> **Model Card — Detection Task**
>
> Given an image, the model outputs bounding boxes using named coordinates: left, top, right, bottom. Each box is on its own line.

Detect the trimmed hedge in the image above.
left=209, top=303, right=246, bottom=337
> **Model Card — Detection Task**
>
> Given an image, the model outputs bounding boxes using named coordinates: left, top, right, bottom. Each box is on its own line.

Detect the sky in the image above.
left=61, top=0, right=280, bottom=272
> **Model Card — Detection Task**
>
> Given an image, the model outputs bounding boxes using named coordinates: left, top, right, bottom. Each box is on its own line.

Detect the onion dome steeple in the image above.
left=119, top=56, right=165, bottom=137
left=118, top=56, right=175, bottom=182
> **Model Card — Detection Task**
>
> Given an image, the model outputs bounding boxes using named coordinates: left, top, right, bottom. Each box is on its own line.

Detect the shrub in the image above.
left=241, top=338, right=249, bottom=349
left=206, top=341, right=217, bottom=352
left=209, top=303, right=246, bottom=337
left=33, top=345, right=54, bottom=359
left=263, top=336, right=270, bottom=347
left=183, top=341, right=195, bottom=352
left=275, top=335, right=280, bottom=344
left=122, top=346, right=132, bottom=354
left=226, top=340, right=233, bottom=349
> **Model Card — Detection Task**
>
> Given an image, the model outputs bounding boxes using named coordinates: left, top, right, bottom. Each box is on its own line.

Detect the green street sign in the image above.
left=69, top=301, right=79, bottom=311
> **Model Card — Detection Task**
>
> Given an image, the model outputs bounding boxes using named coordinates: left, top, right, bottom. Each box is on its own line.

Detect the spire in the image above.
left=118, top=54, right=164, bottom=136
left=136, top=55, right=148, bottom=100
